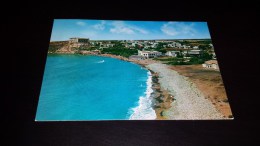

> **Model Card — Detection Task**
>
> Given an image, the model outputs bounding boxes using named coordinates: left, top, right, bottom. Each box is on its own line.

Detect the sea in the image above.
left=35, top=54, right=156, bottom=121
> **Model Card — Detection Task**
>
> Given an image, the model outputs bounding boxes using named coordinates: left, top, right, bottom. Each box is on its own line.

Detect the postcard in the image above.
left=35, top=19, right=233, bottom=121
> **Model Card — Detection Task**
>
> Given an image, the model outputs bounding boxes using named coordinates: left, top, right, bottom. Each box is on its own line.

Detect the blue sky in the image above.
left=50, top=19, right=211, bottom=41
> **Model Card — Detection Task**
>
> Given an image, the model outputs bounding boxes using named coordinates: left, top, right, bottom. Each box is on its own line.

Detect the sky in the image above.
left=50, top=19, right=212, bottom=41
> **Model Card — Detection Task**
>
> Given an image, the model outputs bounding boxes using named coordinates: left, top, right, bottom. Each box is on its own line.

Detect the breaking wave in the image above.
left=129, top=71, right=156, bottom=120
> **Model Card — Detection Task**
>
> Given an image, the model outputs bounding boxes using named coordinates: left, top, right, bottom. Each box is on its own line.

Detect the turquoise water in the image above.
left=35, top=55, right=156, bottom=121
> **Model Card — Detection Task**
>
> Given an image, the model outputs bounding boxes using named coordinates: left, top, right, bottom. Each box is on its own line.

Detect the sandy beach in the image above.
left=147, top=63, right=225, bottom=120
left=168, top=65, right=233, bottom=119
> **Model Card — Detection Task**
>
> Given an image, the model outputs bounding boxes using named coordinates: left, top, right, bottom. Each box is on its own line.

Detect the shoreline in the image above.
left=129, top=71, right=157, bottom=120
left=98, top=54, right=175, bottom=120
left=149, top=70, right=175, bottom=120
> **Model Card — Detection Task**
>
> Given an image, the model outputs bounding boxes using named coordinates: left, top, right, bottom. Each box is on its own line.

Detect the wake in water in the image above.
left=97, top=60, right=105, bottom=63
left=129, top=71, right=156, bottom=120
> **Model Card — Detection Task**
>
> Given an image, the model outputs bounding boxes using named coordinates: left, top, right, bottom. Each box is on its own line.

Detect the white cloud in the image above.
left=93, top=20, right=106, bottom=30
left=110, top=21, right=134, bottom=34
left=80, top=30, right=98, bottom=38
left=76, top=21, right=86, bottom=26
left=109, top=21, right=148, bottom=34
left=132, top=26, right=149, bottom=34
left=161, top=22, right=196, bottom=36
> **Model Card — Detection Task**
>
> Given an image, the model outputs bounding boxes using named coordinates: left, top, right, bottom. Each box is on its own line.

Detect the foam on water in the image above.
left=129, top=71, right=157, bottom=120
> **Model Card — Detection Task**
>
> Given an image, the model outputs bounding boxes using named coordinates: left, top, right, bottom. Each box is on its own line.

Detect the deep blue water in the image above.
left=35, top=55, right=156, bottom=121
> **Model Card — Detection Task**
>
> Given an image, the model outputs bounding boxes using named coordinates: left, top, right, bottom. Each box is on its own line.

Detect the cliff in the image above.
left=48, top=41, right=70, bottom=53
left=48, top=41, right=90, bottom=54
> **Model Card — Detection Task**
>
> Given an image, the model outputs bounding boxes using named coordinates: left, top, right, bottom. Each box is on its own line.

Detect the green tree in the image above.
left=200, top=52, right=213, bottom=61
left=176, top=51, right=183, bottom=58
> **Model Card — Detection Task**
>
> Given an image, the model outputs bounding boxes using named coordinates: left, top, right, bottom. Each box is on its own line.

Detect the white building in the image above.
left=176, top=43, right=182, bottom=48
left=209, top=43, right=214, bottom=48
left=202, top=60, right=219, bottom=70
left=151, top=43, right=158, bottom=48
left=131, top=43, right=136, bottom=47
left=138, top=50, right=162, bottom=58
left=106, top=43, right=115, bottom=47
left=193, top=46, right=199, bottom=49
left=143, top=46, right=150, bottom=49
left=69, top=37, right=89, bottom=43
left=182, top=45, right=188, bottom=49
left=167, top=43, right=175, bottom=48
left=69, top=37, right=89, bottom=48
left=183, top=50, right=202, bottom=55
left=165, top=51, right=179, bottom=57
left=167, top=42, right=179, bottom=48
left=100, top=43, right=115, bottom=48
left=90, top=42, right=95, bottom=45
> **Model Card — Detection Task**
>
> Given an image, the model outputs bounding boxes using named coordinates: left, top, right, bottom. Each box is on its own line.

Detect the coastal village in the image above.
left=48, top=37, right=233, bottom=119
left=49, top=37, right=219, bottom=70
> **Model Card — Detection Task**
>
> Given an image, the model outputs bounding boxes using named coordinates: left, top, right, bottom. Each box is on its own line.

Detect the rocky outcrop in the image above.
left=48, top=41, right=90, bottom=54
left=56, top=44, right=74, bottom=54
left=48, top=41, right=70, bottom=53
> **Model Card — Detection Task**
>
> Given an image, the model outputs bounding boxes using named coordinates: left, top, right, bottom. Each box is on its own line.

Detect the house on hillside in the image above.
left=165, top=51, right=179, bottom=57
left=176, top=43, right=182, bottom=48
left=181, top=45, right=190, bottom=49
left=131, top=43, right=136, bottom=47
left=183, top=50, right=202, bottom=56
left=202, top=60, right=219, bottom=70
left=138, top=50, right=162, bottom=58
left=143, top=46, right=150, bottom=49
left=151, top=43, right=158, bottom=48
left=106, top=43, right=115, bottom=47
left=167, top=42, right=179, bottom=48
left=167, top=43, right=175, bottom=48
left=193, top=46, right=199, bottom=49
left=209, top=43, right=214, bottom=48
left=69, top=37, right=90, bottom=48
left=100, top=43, right=115, bottom=49
left=69, top=37, right=89, bottom=43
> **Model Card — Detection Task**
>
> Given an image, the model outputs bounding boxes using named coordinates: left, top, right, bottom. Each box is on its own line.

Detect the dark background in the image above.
left=7, top=1, right=259, bottom=145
